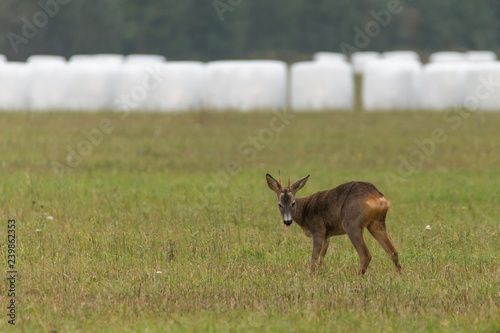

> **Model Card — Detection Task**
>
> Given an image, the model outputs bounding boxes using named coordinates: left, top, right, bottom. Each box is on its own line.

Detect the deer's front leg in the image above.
left=319, top=237, right=330, bottom=266
left=310, top=236, right=323, bottom=275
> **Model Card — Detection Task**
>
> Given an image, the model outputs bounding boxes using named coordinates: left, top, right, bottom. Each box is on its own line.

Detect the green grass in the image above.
left=0, top=111, right=499, bottom=332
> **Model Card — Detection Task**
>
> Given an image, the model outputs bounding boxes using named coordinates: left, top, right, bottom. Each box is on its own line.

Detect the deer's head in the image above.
left=266, top=171, right=310, bottom=230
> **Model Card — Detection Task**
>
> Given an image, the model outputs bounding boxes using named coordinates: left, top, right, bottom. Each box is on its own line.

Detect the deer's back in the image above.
left=303, top=181, right=388, bottom=236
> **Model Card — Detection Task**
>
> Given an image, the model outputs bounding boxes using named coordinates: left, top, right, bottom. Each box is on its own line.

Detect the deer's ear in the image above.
left=266, top=174, right=282, bottom=193
left=291, top=175, right=310, bottom=194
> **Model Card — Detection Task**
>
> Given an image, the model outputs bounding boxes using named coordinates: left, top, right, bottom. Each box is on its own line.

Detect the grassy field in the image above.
left=0, top=110, right=499, bottom=332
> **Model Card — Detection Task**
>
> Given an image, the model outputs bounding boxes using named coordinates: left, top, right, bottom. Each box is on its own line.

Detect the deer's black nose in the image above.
left=284, top=220, right=292, bottom=226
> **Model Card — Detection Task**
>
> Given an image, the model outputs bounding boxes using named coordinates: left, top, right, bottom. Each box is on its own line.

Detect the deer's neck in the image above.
left=292, top=196, right=309, bottom=226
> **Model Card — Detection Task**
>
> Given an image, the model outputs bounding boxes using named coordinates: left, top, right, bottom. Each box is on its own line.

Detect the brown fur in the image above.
left=266, top=174, right=402, bottom=275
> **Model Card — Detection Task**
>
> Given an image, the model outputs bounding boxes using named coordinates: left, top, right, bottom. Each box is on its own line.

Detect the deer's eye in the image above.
left=292, top=202, right=296, bottom=207
left=278, top=203, right=283, bottom=208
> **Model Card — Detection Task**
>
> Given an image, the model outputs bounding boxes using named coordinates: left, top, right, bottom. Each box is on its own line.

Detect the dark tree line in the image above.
left=1, top=0, right=499, bottom=62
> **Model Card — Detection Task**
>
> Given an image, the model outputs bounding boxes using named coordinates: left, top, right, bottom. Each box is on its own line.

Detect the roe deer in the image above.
left=266, top=171, right=401, bottom=275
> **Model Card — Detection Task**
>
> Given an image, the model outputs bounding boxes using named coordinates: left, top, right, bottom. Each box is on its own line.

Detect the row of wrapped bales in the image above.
left=417, top=61, right=500, bottom=111
left=0, top=55, right=200, bottom=111
left=350, top=50, right=495, bottom=74
left=429, top=51, right=497, bottom=63
left=359, top=50, right=499, bottom=110
left=0, top=58, right=351, bottom=112
left=363, top=60, right=500, bottom=111
left=2, top=54, right=500, bottom=112
left=68, top=61, right=204, bottom=112
left=0, top=59, right=289, bottom=111
left=29, top=60, right=203, bottom=112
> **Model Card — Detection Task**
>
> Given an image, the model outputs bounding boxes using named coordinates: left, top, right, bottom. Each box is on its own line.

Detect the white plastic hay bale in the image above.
left=0, top=62, right=31, bottom=110
left=147, top=62, right=205, bottom=112
left=420, top=62, right=470, bottom=110
left=290, top=61, right=354, bottom=111
left=113, top=62, right=198, bottom=112
left=125, top=54, right=166, bottom=64
left=383, top=50, right=421, bottom=63
left=350, top=52, right=380, bottom=74
left=428, top=52, right=465, bottom=63
left=26, top=55, right=66, bottom=64
left=362, top=59, right=422, bottom=111
left=465, top=51, right=497, bottom=63
left=203, top=60, right=287, bottom=111
left=463, top=62, right=500, bottom=111
left=313, top=52, right=348, bottom=63
left=0, top=54, right=7, bottom=62
left=114, top=62, right=204, bottom=112
left=66, top=62, right=122, bottom=111
left=114, top=63, right=155, bottom=111
left=28, top=61, right=70, bottom=111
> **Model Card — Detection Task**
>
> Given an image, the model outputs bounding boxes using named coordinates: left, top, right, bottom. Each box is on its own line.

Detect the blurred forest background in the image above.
left=1, top=0, right=500, bottom=62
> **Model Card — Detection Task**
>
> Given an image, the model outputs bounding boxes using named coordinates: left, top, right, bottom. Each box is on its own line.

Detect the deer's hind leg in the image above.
left=367, top=220, right=401, bottom=273
left=344, top=222, right=372, bottom=275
